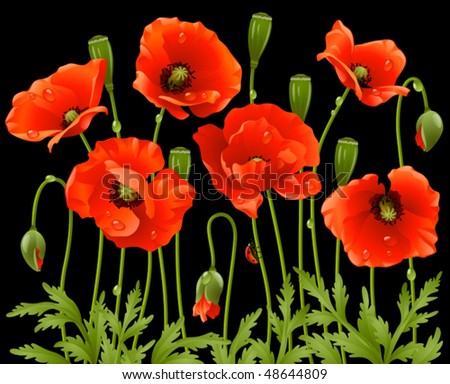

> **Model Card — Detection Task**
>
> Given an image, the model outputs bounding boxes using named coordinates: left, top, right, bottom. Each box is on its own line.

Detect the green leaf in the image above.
left=332, top=273, right=349, bottom=318
left=237, top=347, right=258, bottom=364
left=307, top=309, right=336, bottom=328
left=248, top=339, right=275, bottom=363
left=331, top=330, right=382, bottom=363
left=55, top=335, right=94, bottom=363
left=300, top=333, right=342, bottom=364
left=151, top=318, right=225, bottom=363
left=10, top=344, right=69, bottom=364
left=278, top=345, right=310, bottom=364
left=412, top=328, right=442, bottom=363
left=212, top=308, right=262, bottom=363
left=388, top=341, right=420, bottom=363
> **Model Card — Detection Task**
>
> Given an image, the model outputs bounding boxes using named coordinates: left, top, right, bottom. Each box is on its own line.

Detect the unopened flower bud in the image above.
left=334, top=137, right=358, bottom=186
left=20, top=228, right=46, bottom=272
left=88, top=35, right=114, bottom=91
left=415, top=110, right=443, bottom=152
left=169, top=147, right=192, bottom=181
left=195, top=270, right=224, bottom=304
left=289, top=74, right=312, bottom=121
left=248, top=12, right=272, bottom=69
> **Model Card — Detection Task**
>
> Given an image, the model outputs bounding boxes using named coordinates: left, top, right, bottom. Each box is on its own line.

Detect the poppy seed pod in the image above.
left=334, top=137, right=358, bottom=186
left=20, top=228, right=46, bottom=272
left=415, top=110, right=443, bottom=152
left=248, top=12, right=272, bottom=69
left=169, top=147, right=192, bottom=181
left=289, top=74, right=312, bottom=121
left=195, top=270, right=224, bottom=304
left=88, top=35, right=114, bottom=91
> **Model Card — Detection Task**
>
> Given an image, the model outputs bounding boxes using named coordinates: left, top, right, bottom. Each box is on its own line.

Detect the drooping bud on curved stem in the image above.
left=415, top=110, right=443, bottom=152
left=20, top=228, right=46, bottom=272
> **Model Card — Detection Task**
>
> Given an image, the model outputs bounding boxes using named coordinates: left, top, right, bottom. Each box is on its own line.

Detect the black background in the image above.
left=1, top=1, right=448, bottom=364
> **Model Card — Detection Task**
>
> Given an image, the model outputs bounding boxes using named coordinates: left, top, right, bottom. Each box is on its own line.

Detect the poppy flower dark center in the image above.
left=370, top=190, right=404, bottom=225
left=109, top=179, right=143, bottom=209
left=351, top=63, right=372, bottom=87
left=61, top=107, right=84, bottom=128
left=247, top=155, right=270, bottom=162
left=160, top=61, right=195, bottom=93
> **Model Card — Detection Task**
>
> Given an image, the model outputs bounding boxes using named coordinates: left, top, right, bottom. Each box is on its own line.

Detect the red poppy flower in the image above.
left=321, top=166, right=439, bottom=268
left=133, top=17, right=242, bottom=120
left=317, top=20, right=410, bottom=106
left=193, top=103, right=322, bottom=218
left=5, top=59, right=108, bottom=152
left=65, top=137, right=195, bottom=251
left=193, top=293, right=221, bottom=323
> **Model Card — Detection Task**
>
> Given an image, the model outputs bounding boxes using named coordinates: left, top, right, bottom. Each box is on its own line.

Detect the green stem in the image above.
left=112, top=247, right=126, bottom=347
left=174, top=232, right=187, bottom=340
left=206, top=212, right=237, bottom=342
left=265, top=191, right=287, bottom=282
left=309, top=88, right=351, bottom=286
left=107, top=88, right=122, bottom=138
left=89, top=229, right=104, bottom=323
left=251, top=217, right=272, bottom=344
left=395, top=77, right=427, bottom=345
left=249, top=65, right=257, bottom=103
left=153, top=108, right=165, bottom=144
left=132, top=251, right=153, bottom=349
left=79, top=133, right=92, bottom=152
left=369, top=267, right=376, bottom=309
left=30, top=176, right=71, bottom=360
left=158, top=247, right=169, bottom=329
left=297, top=197, right=314, bottom=363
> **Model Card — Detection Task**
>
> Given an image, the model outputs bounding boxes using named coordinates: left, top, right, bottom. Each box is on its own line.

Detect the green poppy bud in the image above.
left=415, top=110, right=443, bottom=152
left=248, top=12, right=272, bottom=69
left=88, top=35, right=114, bottom=91
left=195, top=270, right=224, bottom=304
left=169, top=147, right=192, bottom=181
left=289, top=74, right=312, bottom=121
left=20, top=228, right=46, bottom=272
left=334, top=137, right=359, bottom=186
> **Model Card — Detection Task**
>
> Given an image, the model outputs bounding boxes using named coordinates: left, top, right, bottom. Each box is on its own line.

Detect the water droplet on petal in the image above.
left=184, top=92, right=196, bottom=101
left=43, top=88, right=56, bottom=102
left=177, top=32, right=187, bottom=44
left=384, top=59, right=393, bottom=71
left=111, top=220, right=125, bottom=231
left=27, top=129, right=40, bottom=139
left=306, top=218, right=314, bottom=229
left=201, top=92, right=208, bottom=99
left=386, top=250, right=392, bottom=256
left=150, top=230, right=157, bottom=240
left=28, top=92, right=36, bottom=100
left=362, top=249, right=371, bottom=260
left=371, top=88, right=380, bottom=96
left=105, top=210, right=112, bottom=218
left=113, top=284, right=121, bottom=296
left=262, top=130, right=272, bottom=144
left=383, top=235, right=397, bottom=247
left=236, top=194, right=245, bottom=204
